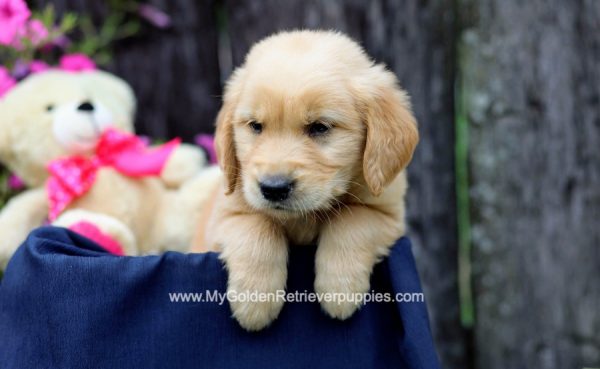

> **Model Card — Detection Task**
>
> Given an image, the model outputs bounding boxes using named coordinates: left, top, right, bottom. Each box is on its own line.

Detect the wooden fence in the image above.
left=28, top=1, right=600, bottom=368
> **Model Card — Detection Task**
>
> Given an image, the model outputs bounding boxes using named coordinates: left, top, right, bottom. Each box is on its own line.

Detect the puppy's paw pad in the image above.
left=320, top=299, right=362, bottom=320
left=314, top=274, right=369, bottom=320
left=229, top=297, right=284, bottom=331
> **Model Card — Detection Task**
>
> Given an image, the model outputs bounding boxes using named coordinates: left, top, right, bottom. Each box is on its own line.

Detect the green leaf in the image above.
left=99, top=14, right=124, bottom=42
left=74, top=38, right=100, bottom=56
left=59, top=13, right=79, bottom=33
left=94, top=51, right=112, bottom=65
left=38, top=4, right=56, bottom=29
left=118, top=21, right=141, bottom=39
left=78, top=16, right=97, bottom=37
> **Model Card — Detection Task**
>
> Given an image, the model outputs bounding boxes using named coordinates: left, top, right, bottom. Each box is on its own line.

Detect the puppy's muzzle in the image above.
left=259, top=176, right=295, bottom=202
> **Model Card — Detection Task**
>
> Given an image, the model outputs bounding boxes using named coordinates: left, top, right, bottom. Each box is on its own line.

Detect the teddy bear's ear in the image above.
left=97, top=71, right=136, bottom=116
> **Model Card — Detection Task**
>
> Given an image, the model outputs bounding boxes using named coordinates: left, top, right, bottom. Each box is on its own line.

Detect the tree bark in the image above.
left=224, top=1, right=466, bottom=368
left=29, top=0, right=222, bottom=139
left=463, top=0, right=600, bottom=368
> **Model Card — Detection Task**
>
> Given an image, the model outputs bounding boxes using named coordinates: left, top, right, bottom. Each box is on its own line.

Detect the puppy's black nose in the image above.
left=259, top=176, right=294, bottom=202
left=77, top=101, right=95, bottom=112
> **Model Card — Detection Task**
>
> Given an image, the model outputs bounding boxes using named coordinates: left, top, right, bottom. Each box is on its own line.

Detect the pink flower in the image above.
left=195, top=134, right=217, bottom=164
left=39, top=34, right=71, bottom=53
left=25, top=19, right=48, bottom=45
left=29, top=60, right=50, bottom=73
left=7, top=174, right=25, bottom=190
left=138, top=4, right=171, bottom=29
left=10, top=19, right=49, bottom=49
left=59, top=53, right=96, bottom=72
left=0, top=0, right=30, bottom=45
left=138, top=136, right=151, bottom=146
left=51, top=34, right=70, bottom=49
left=11, top=59, right=29, bottom=79
left=0, top=66, right=17, bottom=98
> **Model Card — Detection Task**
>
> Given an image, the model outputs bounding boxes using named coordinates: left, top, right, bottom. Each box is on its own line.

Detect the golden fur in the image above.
left=192, top=30, right=419, bottom=331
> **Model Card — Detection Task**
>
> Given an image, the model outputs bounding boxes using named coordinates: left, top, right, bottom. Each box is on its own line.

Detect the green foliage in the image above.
left=0, top=167, right=21, bottom=209
left=72, top=13, right=140, bottom=65
left=35, top=4, right=77, bottom=34
left=0, top=2, right=145, bottom=68
left=0, top=169, right=10, bottom=209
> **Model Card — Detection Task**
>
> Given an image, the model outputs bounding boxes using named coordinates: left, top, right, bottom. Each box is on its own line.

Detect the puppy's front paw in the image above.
left=224, top=248, right=287, bottom=331
left=228, top=287, right=284, bottom=331
left=314, top=270, right=370, bottom=320
left=226, top=271, right=286, bottom=331
left=216, top=214, right=288, bottom=331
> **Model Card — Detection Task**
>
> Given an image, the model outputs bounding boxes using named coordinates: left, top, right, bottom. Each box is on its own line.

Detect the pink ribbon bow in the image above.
left=47, top=128, right=180, bottom=221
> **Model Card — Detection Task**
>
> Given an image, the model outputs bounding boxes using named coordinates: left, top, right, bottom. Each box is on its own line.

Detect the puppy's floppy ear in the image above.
left=215, top=67, right=247, bottom=195
left=215, top=102, right=239, bottom=195
left=357, top=65, right=419, bottom=196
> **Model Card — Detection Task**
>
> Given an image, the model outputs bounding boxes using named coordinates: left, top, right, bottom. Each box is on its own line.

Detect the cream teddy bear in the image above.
left=0, top=70, right=220, bottom=268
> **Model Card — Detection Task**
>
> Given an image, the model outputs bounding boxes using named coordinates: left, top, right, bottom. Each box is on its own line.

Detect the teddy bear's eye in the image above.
left=46, top=104, right=55, bottom=112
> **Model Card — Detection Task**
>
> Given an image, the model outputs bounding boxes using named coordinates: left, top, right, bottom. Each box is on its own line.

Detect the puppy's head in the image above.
left=215, top=31, right=418, bottom=216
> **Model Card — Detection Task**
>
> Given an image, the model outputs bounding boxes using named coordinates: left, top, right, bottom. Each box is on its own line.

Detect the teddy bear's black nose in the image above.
left=77, top=101, right=95, bottom=112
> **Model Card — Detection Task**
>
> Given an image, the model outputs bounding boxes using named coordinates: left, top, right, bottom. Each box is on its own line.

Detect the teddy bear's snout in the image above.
left=52, top=100, right=115, bottom=153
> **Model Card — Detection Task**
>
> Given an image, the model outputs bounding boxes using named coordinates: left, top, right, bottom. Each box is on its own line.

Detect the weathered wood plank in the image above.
left=463, top=0, right=600, bottom=367
left=110, top=0, right=222, bottom=139
left=224, top=1, right=466, bottom=368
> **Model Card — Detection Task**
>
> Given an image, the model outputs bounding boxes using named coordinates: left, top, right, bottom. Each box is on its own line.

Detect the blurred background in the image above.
left=1, top=1, right=599, bottom=368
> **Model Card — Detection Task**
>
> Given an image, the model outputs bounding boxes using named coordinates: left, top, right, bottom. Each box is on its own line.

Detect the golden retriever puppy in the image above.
left=192, top=30, right=419, bottom=331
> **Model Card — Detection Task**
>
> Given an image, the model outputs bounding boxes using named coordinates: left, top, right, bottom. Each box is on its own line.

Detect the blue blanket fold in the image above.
left=0, top=227, right=440, bottom=369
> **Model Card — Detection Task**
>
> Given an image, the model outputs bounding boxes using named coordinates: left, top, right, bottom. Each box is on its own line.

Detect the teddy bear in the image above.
left=0, top=70, right=220, bottom=268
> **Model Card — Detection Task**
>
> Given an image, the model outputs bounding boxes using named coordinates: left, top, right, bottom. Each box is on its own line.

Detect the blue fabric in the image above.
left=0, top=227, right=440, bottom=369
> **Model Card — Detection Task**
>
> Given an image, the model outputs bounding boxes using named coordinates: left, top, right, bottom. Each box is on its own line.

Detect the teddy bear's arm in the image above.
left=159, top=144, right=208, bottom=188
left=0, top=188, right=49, bottom=269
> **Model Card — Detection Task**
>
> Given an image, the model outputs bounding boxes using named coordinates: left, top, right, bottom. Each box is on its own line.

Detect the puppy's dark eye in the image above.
left=46, top=104, right=54, bottom=112
left=307, top=121, right=330, bottom=137
left=248, top=121, right=263, bottom=134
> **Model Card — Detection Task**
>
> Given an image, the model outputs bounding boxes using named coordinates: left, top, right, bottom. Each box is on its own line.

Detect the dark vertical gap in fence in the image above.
left=223, top=1, right=466, bottom=368
left=463, top=1, right=600, bottom=368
